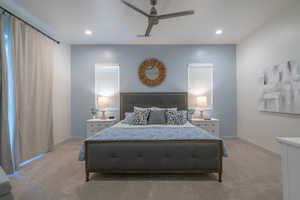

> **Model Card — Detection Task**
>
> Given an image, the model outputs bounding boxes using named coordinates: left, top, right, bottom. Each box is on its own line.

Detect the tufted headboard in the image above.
left=120, top=92, right=188, bottom=120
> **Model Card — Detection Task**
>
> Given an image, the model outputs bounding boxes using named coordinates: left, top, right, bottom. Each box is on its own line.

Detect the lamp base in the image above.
left=100, top=110, right=107, bottom=120
left=199, top=110, right=205, bottom=120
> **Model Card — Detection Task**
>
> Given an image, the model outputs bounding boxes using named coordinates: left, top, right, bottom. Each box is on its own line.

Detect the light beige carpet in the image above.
left=9, top=139, right=282, bottom=200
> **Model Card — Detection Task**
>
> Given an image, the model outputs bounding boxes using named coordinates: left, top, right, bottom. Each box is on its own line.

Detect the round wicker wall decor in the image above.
left=138, top=58, right=166, bottom=87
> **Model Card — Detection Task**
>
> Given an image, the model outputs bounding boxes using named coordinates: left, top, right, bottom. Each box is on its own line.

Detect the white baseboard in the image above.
left=221, top=136, right=238, bottom=139
left=54, top=136, right=72, bottom=146
left=70, top=136, right=85, bottom=140
left=237, top=137, right=280, bottom=157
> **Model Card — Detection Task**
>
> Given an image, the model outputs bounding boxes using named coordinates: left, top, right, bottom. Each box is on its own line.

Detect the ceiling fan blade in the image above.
left=158, top=10, right=194, bottom=20
left=137, top=34, right=148, bottom=38
left=145, top=23, right=154, bottom=37
left=121, top=0, right=149, bottom=17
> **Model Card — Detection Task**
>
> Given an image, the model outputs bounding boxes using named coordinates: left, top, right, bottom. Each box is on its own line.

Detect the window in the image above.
left=95, top=64, right=120, bottom=119
left=188, top=63, right=213, bottom=110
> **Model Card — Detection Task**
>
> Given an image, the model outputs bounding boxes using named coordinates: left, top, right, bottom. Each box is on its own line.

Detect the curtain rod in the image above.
left=0, top=6, right=60, bottom=44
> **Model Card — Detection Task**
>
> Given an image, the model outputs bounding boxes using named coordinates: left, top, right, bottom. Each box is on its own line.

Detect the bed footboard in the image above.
left=85, top=140, right=223, bottom=182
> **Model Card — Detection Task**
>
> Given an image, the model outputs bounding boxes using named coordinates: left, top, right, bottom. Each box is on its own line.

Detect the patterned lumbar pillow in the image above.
left=132, top=109, right=150, bottom=125
left=166, top=110, right=188, bottom=125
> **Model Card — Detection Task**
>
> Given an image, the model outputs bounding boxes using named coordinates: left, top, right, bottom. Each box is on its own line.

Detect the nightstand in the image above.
left=86, top=119, right=116, bottom=138
left=190, top=118, right=220, bottom=137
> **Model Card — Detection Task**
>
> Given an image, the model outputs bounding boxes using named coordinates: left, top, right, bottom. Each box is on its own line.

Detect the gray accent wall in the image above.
left=71, top=45, right=236, bottom=138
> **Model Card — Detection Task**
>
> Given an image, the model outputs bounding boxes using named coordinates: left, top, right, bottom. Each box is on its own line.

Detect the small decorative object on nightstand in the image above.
left=90, top=108, right=98, bottom=119
left=187, top=108, right=196, bottom=120
left=190, top=118, right=220, bottom=137
left=86, top=119, right=116, bottom=138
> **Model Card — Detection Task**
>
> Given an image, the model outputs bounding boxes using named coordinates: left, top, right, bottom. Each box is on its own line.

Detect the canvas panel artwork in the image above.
left=259, top=61, right=300, bottom=114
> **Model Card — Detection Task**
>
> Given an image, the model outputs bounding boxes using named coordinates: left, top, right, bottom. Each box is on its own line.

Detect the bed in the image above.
left=80, top=93, right=227, bottom=182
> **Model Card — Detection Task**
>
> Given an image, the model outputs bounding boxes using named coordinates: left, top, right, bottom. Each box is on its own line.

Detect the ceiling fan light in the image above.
left=85, top=30, right=93, bottom=35
left=216, top=29, right=223, bottom=35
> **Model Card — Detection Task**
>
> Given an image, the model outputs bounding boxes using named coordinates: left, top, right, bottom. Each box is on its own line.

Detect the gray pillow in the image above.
left=122, top=112, right=135, bottom=124
left=148, top=110, right=166, bottom=124
left=181, top=110, right=188, bottom=124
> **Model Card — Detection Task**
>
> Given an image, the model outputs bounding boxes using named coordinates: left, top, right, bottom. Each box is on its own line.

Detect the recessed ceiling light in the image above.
left=216, top=29, right=223, bottom=35
left=85, top=30, right=93, bottom=35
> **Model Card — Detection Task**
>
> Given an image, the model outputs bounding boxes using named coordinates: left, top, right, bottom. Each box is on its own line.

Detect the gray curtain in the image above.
left=11, top=17, right=55, bottom=162
left=0, top=14, right=15, bottom=174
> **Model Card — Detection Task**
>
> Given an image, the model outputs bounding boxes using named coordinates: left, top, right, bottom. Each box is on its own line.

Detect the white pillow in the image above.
left=151, top=107, right=177, bottom=111
left=134, top=106, right=150, bottom=111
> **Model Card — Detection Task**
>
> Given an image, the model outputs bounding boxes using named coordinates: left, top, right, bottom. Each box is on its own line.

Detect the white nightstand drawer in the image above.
left=190, top=119, right=220, bottom=137
left=86, top=119, right=116, bottom=138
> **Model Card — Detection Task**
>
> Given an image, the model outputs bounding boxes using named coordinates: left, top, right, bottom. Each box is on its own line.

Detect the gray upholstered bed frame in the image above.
left=85, top=93, right=223, bottom=182
left=120, top=92, right=188, bottom=120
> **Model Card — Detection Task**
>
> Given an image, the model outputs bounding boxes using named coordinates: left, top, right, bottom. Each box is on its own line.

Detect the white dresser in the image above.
left=190, top=118, right=220, bottom=137
left=277, top=137, right=300, bottom=200
left=86, top=119, right=116, bottom=138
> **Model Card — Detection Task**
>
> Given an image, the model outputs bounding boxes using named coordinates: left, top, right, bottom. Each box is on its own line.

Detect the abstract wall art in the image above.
left=259, top=61, right=300, bottom=114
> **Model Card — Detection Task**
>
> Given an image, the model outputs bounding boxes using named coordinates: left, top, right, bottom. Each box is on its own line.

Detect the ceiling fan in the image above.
left=121, top=0, right=195, bottom=37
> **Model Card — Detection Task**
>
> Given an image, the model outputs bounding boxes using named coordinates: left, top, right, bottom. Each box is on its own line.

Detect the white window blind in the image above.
left=95, top=64, right=120, bottom=119
left=188, top=64, right=213, bottom=110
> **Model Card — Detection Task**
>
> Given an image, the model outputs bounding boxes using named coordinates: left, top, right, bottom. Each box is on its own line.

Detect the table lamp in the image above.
left=97, top=96, right=110, bottom=119
left=197, top=96, right=208, bottom=120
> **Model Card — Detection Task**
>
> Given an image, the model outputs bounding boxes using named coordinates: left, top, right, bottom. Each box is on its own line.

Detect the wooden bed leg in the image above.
left=218, top=172, right=222, bottom=183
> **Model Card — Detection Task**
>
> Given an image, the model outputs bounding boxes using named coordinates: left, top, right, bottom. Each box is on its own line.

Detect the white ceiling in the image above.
left=6, top=0, right=298, bottom=44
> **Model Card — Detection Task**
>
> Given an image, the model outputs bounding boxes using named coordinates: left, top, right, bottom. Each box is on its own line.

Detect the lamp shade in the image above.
left=97, top=96, right=110, bottom=107
left=197, top=96, right=208, bottom=108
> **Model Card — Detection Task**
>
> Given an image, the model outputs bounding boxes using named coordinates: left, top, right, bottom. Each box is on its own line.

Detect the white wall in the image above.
left=53, top=43, right=71, bottom=145
left=237, top=3, right=300, bottom=154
